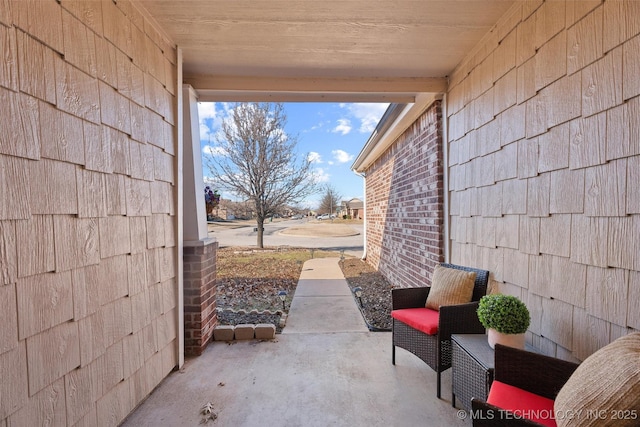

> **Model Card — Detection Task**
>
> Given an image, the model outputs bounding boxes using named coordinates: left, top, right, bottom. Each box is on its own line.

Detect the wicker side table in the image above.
left=451, top=334, right=495, bottom=411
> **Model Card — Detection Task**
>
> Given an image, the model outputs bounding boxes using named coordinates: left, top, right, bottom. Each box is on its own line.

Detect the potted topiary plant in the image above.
left=477, top=294, right=531, bottom=349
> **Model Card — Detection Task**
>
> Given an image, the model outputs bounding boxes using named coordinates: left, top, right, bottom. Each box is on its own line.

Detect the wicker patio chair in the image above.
left=471, top=344, right=579, bottom=427
left=391, top=263, right=489, bottom=398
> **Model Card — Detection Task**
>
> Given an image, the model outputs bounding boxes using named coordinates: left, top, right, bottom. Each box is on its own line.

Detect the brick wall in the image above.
left=184, top=240, right=218, bottom=356
left=447, top=0, right=639, bottom=361
left=365, top=102, right=444, bottom=289
left=0, top=1, right=178, bottom=425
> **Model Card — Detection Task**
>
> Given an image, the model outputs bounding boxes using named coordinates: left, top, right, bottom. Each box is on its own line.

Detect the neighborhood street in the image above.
left=207, top=218, right=364, bottom=257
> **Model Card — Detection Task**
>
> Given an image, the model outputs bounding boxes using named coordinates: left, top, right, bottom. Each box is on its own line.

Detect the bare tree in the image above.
left=318, top=184, right=341, bottom=215
left=205, top=103, right=317, bottom=247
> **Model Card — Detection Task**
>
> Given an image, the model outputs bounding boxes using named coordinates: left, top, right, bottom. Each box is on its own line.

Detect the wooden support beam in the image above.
left=185, top=75, right=448, bottom=102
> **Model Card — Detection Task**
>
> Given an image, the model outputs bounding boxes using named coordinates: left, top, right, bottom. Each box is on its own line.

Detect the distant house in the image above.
left=221, top=199, right=255, bottom=220
left=341, top=198, right=363, bottom=219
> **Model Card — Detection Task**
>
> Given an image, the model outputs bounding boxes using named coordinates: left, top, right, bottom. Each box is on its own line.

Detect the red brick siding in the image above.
left=365, top=102, right=444, bottom=288
left=183, top=241, right=218, bottom=356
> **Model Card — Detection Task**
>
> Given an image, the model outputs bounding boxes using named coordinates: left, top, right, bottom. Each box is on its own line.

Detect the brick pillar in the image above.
left=183, top=238, right=218, bottom=356
left=182, top=85, right=218, bottom=356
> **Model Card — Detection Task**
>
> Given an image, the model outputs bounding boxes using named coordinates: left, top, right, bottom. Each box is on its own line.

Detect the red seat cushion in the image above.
left=391, top=308, right=439, bottom=335
left=487, top=380, right=557, bottom=427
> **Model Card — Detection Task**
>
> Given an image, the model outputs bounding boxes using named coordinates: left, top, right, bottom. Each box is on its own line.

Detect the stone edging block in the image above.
left=212, top=323, right=278, bottom=341
left=212, top=325, right=235, bottom=341
left=234, top=324, right=255, bottom=340
left=218, top=308, right=284, bottom=315
left=255, top=323, right=276, bottom=339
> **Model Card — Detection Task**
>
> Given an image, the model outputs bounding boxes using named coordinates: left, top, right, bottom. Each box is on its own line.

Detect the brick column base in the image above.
left=183, top=238, right=218, bottom=356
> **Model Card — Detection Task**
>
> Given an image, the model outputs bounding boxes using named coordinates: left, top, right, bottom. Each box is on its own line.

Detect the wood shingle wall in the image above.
left=448, top=0, right=639, bottom=361
left=0, top=0, right=178, bottom=425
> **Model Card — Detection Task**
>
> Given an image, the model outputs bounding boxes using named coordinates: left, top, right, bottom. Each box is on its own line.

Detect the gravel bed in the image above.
left=215, top=248, right=394, bottom=333
left=339, top=259, right=393, bottom=331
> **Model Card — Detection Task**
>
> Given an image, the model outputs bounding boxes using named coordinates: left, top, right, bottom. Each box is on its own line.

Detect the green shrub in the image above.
left=477, top=294, right=530, bottom=334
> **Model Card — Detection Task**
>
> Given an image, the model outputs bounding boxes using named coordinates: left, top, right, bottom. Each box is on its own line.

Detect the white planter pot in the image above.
left=487, top=328, right=526, bottom=350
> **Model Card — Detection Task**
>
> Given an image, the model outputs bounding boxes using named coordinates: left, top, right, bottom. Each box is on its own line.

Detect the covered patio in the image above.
left=122, top=257, right=467, bottom=426
left=1, top=0, right=639, bottom=425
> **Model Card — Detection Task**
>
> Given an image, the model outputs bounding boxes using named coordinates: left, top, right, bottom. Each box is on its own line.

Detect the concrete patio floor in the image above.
left=121, top=258, right=470, bottom=426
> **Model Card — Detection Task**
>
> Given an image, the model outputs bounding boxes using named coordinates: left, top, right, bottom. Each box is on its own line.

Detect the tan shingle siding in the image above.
left=447, top=0, right=640, bottom=360
left=1, top=2, right=177, bottom=422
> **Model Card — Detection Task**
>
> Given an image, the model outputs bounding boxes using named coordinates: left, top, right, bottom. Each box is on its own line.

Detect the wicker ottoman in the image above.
left=451, top=334, right=495, bottom=411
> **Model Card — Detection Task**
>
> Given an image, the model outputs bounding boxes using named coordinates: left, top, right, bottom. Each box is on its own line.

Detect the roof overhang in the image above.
left=352, top=93, right=443, bottom=173
left=138, top=0, right=516, bottom=103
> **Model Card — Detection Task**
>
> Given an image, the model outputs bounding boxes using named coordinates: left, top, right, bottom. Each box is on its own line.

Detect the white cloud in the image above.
left=343, top=103, right=389, bottom=133
left=198, top=102, right=217, bottom=120
left=197, top=102, right=218, bottom=142
left=308, top=120, right=330, bottom=132
left=312, top=167, right=330, bottom=183
left=332, top=118, right=352, bottom=135
left=197, top=102, right=232, bottom=142
left=308, top=152, right=323, bottom=163
left=274, top=127, right=288, bottom=141
left=199, top=123, right=213, bottom=142
left=332, top=149, right=354, bottom=164
left=202, top=145, right=227, bottom=156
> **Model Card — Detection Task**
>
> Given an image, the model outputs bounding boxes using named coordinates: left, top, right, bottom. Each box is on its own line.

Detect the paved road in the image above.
left=208, top=218, right=364, bottom=257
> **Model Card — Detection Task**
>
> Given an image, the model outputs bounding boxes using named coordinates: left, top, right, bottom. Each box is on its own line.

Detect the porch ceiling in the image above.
left=139, top=0, right=516, bottom=102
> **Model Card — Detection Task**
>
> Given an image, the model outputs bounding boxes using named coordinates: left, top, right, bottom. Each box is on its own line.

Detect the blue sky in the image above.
left=198, top=102, right=388, bottom=209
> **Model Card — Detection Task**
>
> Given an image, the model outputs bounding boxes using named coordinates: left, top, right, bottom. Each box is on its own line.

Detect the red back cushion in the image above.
left=391, top=308, right=439, bottom=335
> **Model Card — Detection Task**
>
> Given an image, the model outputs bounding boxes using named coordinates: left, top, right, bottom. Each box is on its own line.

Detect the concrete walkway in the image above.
left=121, top=258, right=469, bottom=427
left=283, top=257, right=368, bottom=334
